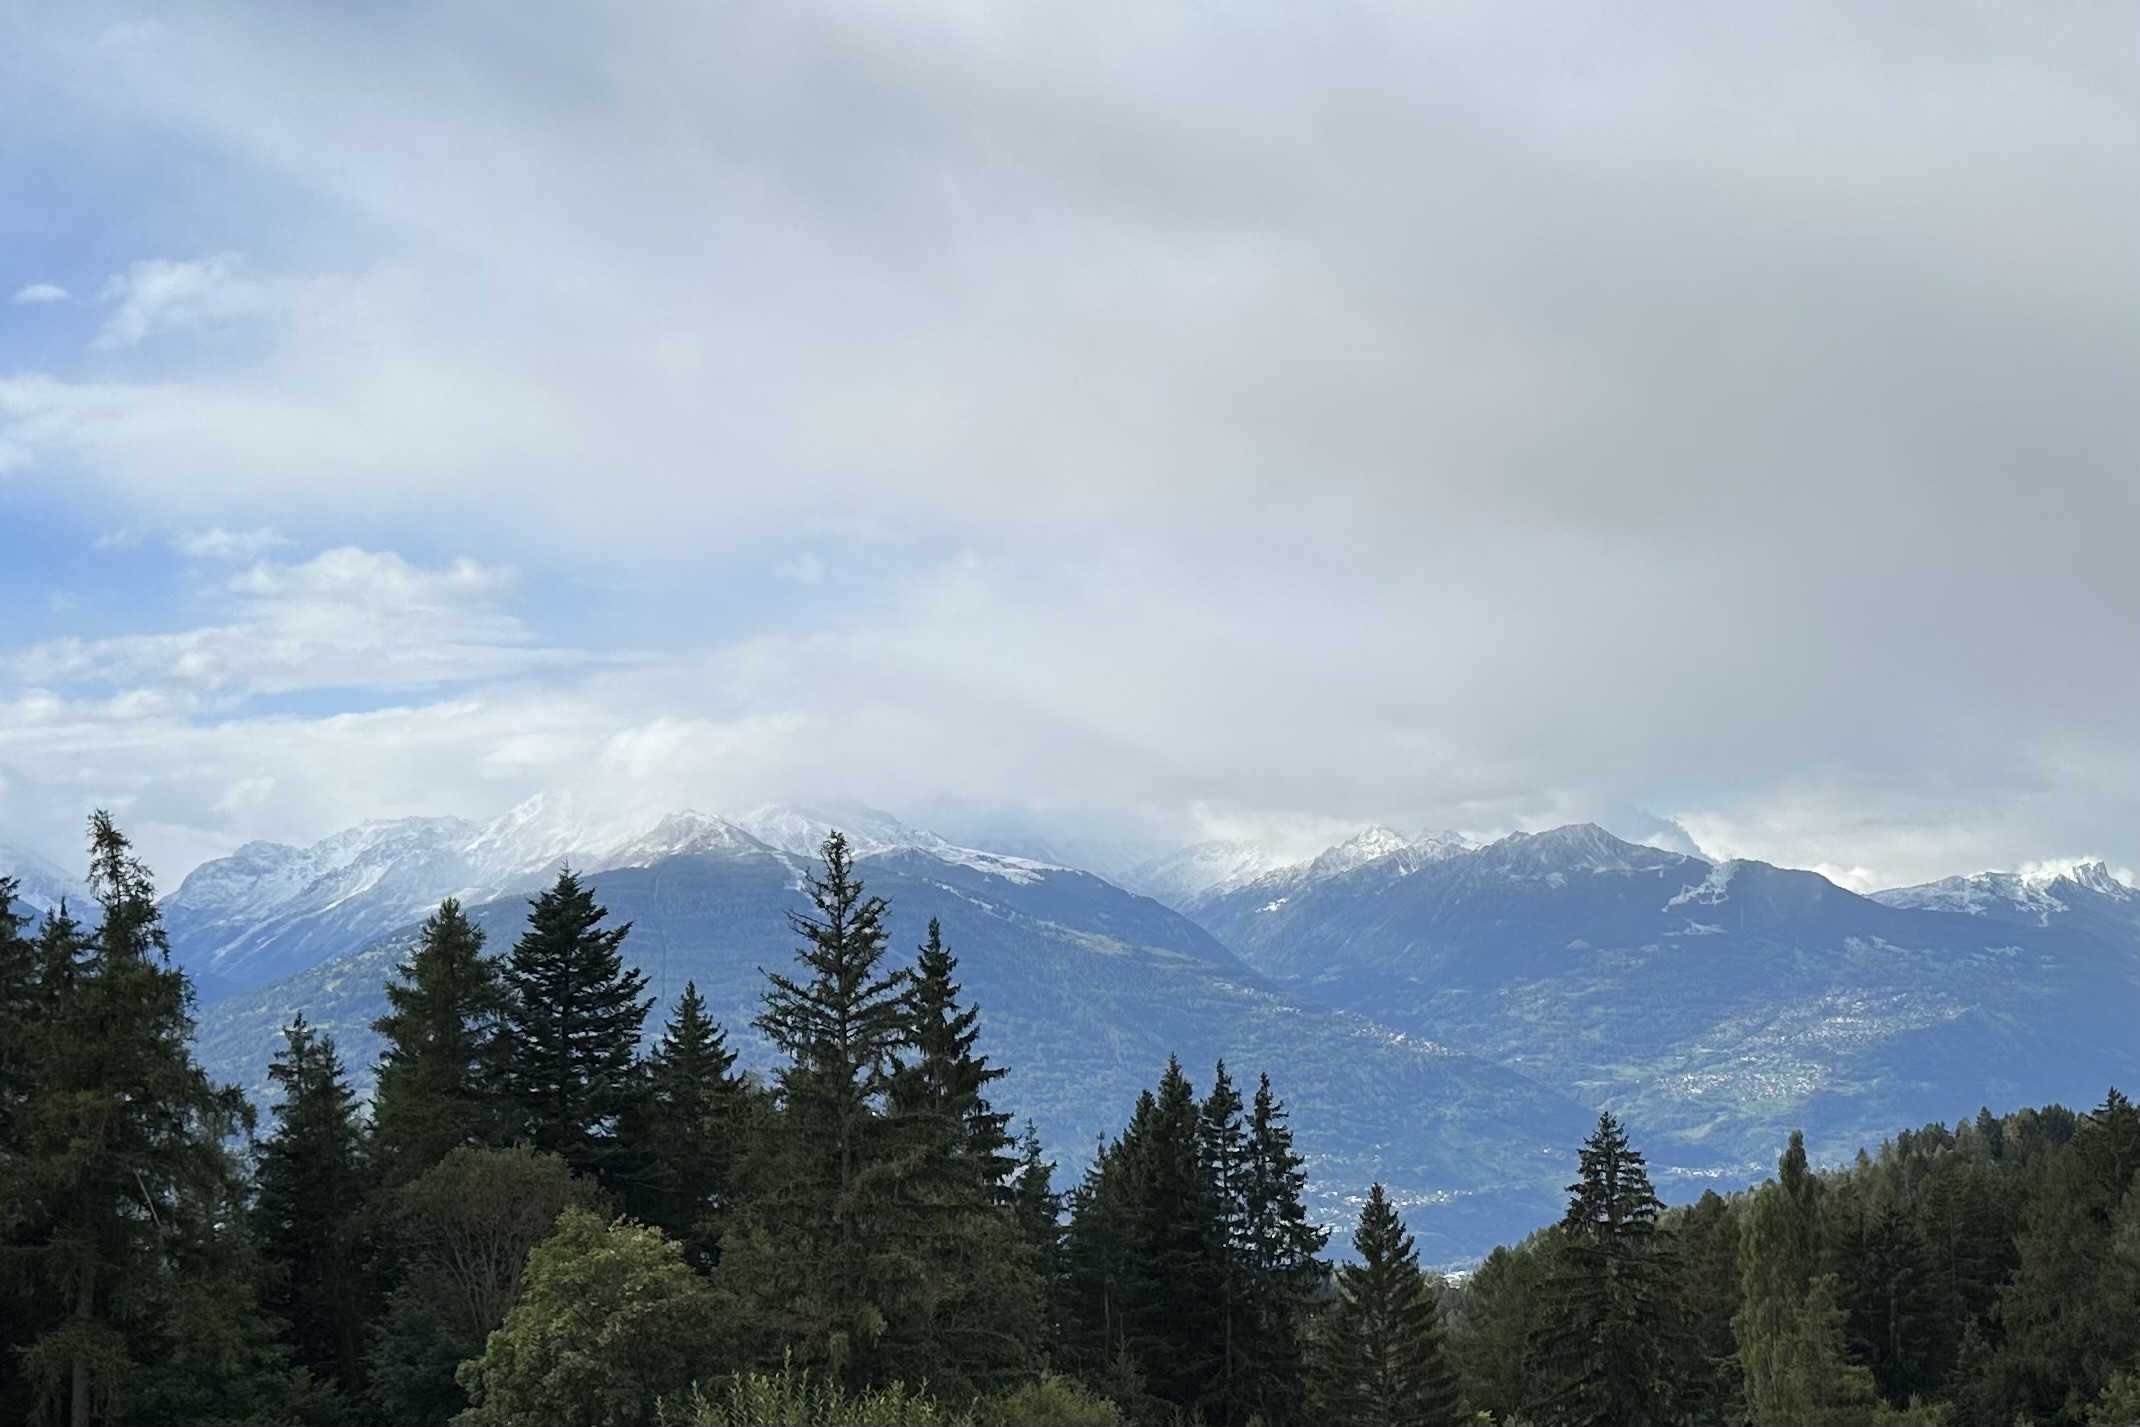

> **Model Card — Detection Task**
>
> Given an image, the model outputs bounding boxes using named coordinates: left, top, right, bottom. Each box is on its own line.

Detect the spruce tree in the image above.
left=744, top=831, right=915, bottom=1384
left=1309, top=1183, right=1460, bottom=1427
left=255, top=1015, right=371, bottom=1393
left=876, top=920, right=1042, bottom=1398
left=10, top=814, right=262, bottom=1427
left=1010, top=1124, right=1065, bottom=1312
left=0, top=875, right=33, bottom=1157
left=632, top=980, right=751, bottom=1268
left=1092, top=1058, right=1226, bottom=1413
left=1530, top=1112, right=1682, bottom=1427
left=1199, top=1062, right=1253, bottom=1423
left=496, top=869, right=650, bottom=1181
left=1240, top=1072, right=1327, bottom=1425
left=0, top=878, right=46, bottom=1423
left=890, top=918, right=1015, bottom=1194
left=753, top=834, right=908, bottom=1206
left=1062, top=1128, right=1138, bottom=1377
left=1912, top=1147, right=2016, bottom=1392
left=370, top=898, right=507, bottom=1182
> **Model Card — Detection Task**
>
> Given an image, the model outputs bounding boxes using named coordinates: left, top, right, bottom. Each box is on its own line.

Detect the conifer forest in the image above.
left=2, top=814, right=2134, bottom=1427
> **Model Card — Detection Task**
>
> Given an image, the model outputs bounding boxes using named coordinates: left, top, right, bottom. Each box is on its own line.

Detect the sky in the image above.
left=0, top=2, right=2134, bottom=891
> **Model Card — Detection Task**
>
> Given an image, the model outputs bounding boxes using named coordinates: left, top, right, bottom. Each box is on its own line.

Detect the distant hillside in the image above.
left=196, top=840, right=1596, bottom=1261
left=1186, top=824, right=2140, bottom=1176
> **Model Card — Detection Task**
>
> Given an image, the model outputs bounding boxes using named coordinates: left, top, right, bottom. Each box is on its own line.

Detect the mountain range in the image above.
left=1186, top=824, right=2137, bottom=1177
left=3, top=802, right=2133, bottom=1263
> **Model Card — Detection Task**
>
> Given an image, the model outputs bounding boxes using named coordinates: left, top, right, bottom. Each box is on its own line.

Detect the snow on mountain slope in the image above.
left=1873, top=861, right=2135, bottom=919
left=162, top=796, right=1078, bottom=997
left=1306, top=826, right=1414, bottom=878
left=1186, top=824, right=2140, bottom=1177
left=160, top=794, right=770, bottom=995
left=1872, top=860, right=2140, bottom=946
left=732, top=803, right=1058, bottom=885
left=1127, top=827, right=1479, bottom=911
left=196, top=842, right=1596, bottom=1260
left=1118, top=840, right=1301, bottom=906
left=0, top=840, right=91, bottom=914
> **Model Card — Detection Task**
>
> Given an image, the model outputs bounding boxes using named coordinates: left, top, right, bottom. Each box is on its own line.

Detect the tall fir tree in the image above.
left=1062, top=1057, right=1227, bottom=1415
left=742, top=831, right=915, bottom=1384
left=1009, top=1123, right=1066, bottom=1327
left=370, top=898, right=507, bottom=1182
left=630, top=980, right=752, bottom=1269
left=8, top=814, right=282, bottom=1427
left=0, top=875, right=34, bottom=1159
left=1308, top=1183, right=1461, bottom=1427
left=255, top=1015, right=372, bottom=1394
left=0, top=877, right=44, bottom=1422
left=1240, top=1072, right=1327, bottom=1425
left=1062, top=1127, right=1136, bottom=1378
left=877, top=919, right=1042, bottom=1398
left=889, top=918, right=1015, bottom=1195
left=0, top=903, right=98, bottom=1424
left=496, top=869, right=650, bottom=1182
left=1529, top=1112, right=1683, bottom=1427
left=1199, top=1062, right=1254, bottom=1424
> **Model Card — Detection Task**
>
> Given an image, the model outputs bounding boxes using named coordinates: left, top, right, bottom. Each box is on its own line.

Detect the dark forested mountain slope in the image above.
left=1188, top=825, right=2139, bottom=1179
left=196, top=840, right=1593, bottom=1259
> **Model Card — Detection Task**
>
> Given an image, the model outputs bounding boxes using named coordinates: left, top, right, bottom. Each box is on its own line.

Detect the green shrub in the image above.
left=661, top=1357, right=972, bottom=1426
left=455, top=1208, right=720, bottom=1427
left=979, top=1374, right=1127, bottom=1426
left=2091, top=1371, right=2140, bottom=1427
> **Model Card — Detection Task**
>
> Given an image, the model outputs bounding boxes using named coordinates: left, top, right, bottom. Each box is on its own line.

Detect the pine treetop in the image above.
left=891, top=919, right=1014, bottom=1189
left=497, top=869, right=650, bottom=1175
left=649, top=981, right=740, bottom=1096
left=755, top=832, right=910, bottom=1093
left=86, top=808, right=172, bottom=964
left=1246, top=1072, right=1329, bottom=1273
left=1312, top=1183, right=1460, bottom=1427
left=374, top=898, right=502, bottom=1061
left=1562, top=1111, right=1664, bottom=1244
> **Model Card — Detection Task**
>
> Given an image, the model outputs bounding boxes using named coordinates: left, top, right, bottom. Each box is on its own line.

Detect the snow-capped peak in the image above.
left=160, top=796, right=1079, bottom=993
left=2020, top=858, right=2134, bottom=898
left=1181, top=825, right=1480, bottom=908
left=596, top=811, right=770, bottom=868
left=1405, top=830, right=1478, bottom=862
left=1307, top=826, right=1414, bottom=878
left=1484, top=824, right=1690, bottom=878
left=731, top=803, right=937, bottom=860
left=732, top=803, right=1059, bottom=885
left=1873, top=858, right=2136, bottom=924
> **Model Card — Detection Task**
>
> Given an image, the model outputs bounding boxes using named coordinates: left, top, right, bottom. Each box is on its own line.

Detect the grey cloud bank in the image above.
left=0, top=2, right=2132, bottom=890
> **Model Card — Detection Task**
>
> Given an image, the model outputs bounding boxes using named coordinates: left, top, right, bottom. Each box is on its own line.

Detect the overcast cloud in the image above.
left=0, top=1, right=2133, bottom=887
